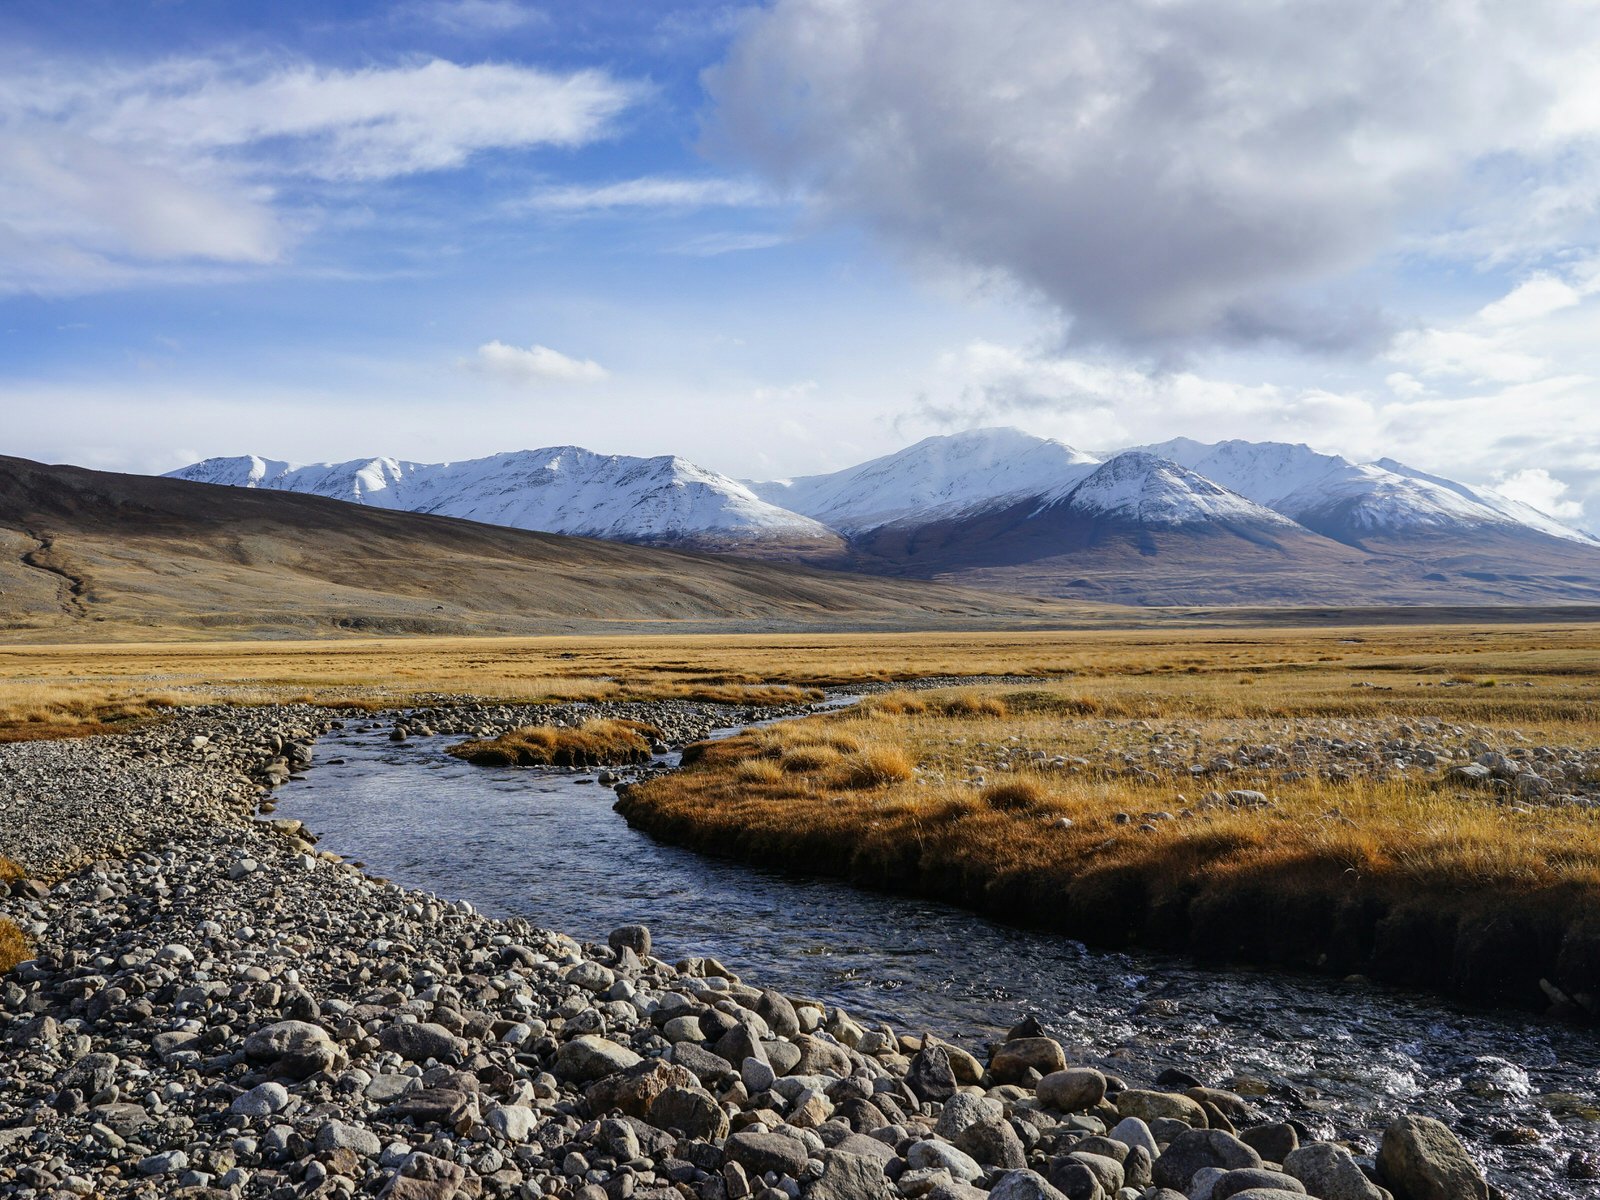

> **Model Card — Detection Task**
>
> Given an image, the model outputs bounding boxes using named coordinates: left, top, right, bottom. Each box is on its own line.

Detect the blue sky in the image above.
left=4, top=0, right=1599, bottom=528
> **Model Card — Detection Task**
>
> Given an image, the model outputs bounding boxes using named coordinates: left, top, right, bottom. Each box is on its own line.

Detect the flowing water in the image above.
left=275, top=718, right=1600, bottom=1198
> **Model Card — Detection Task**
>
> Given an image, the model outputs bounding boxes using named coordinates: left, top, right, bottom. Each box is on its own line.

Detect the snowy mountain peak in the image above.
left=167, top=447, right=836, bottom=546
left=750, top=427, right=1100, bottom=532
left=1053, top=452, right=1299, bottom=527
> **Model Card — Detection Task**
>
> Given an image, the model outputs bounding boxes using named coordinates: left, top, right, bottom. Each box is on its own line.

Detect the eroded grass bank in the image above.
left=617, top=682, right=1600, bottom=1014
left=447, top=718, right=661, bottom=768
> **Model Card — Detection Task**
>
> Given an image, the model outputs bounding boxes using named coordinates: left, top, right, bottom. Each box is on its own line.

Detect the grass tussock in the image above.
left=447, top=718, right=661, bottom=768
left=840, top=746, right=916, bottom=789
left=0, top=857, right=22, bottom=884
left=0, top=918, right=30, bottom=974
left=981, top=779, right=1048, bottom=810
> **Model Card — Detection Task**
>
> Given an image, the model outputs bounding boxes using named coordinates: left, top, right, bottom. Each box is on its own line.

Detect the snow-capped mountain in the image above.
left=1043, top=451, right=1300, bottom=528
left=749, top=427, right=1099, bottom=532
left=169, top=449, right=839, bottom=550
left=165, top=428, right=1600, bottom=606
left=1129, top=437, right=1600, bottom=548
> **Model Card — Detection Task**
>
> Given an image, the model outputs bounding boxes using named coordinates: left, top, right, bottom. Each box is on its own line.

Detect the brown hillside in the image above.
left=0, top=456, right=1101, bottom=640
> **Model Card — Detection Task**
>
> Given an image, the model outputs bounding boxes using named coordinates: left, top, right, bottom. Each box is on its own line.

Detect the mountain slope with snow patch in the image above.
left=751, top=427, right=1099, bottom=532
left=169, top=449, right=840, bottom=550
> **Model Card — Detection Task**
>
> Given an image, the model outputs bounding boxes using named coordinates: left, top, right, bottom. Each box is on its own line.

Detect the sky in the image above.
left=3, top=0, right=1600, bottom=529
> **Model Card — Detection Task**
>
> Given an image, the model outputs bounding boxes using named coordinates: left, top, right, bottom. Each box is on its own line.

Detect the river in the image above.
left=272, top=716, right=1600, bottom=1198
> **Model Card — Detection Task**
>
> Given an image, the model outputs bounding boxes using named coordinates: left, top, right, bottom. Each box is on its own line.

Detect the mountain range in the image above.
left=0, top=455, right=1074, bottom=640
left=167, top=429, right=1600, bottom=606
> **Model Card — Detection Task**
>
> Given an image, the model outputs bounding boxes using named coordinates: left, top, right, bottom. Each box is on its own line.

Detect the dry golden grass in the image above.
left=4, top=620, right=1599, bottom=721
left=0, top=856, right=23, bottom=884
left=0, top=918, right=29, bottom=974
left=447, top=718, right=660, bottom=768
left=638, top=684, right=1600, bottom=894
left=0, top=683, right=182, bottom=744
left=620, top=664, right=1600, bottom=1005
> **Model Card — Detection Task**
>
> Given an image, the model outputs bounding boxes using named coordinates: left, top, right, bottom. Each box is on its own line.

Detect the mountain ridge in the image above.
left=163, top=429, right=1600, bottom=606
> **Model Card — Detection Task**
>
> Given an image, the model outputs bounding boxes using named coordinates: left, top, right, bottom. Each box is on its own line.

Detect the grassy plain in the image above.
left=3, top=620, right=1600, bottom=734
left=4, top=622, right=1600, bottom=1004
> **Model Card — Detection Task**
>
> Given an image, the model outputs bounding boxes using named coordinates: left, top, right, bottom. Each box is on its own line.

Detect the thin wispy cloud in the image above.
left=665, top=231, right=789, bottom=256
left=411, top=0, right=549, bottom=34
left=0, top=54, right=640, bottom=292
left=525, top=176, right=773, bottom=212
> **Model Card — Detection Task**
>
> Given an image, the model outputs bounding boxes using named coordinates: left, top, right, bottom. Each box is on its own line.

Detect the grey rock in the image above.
left=807, top=1149, right=891, bottom=1200
left=1212, top=1169, right=1307, bottom=1199
left=316, top=1118, right=382, bottom=1157
left=988, top=1168, right=1072, bottom=1200
left=1283, top=1142, right=1387, bottom=1200
left=727, top=1130, right=810, bottom=1179
left=556, top=1035, right=643, bottom=1082
left=231, top=1081, right=290, bottom=1117
left=1377, top=1115, right=1488, bottom=1200
left=242, top=1020, right=344, bottom=1079
left=1152, top=1129, right=1262, bottom=1191
left=1037, top=1068, right=1107, bottom=1112
left=379, top=1021, right=468, bottom=1064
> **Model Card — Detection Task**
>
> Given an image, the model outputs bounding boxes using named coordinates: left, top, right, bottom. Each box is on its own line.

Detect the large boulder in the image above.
left=1283, top=1142, right=1387, bottom=1200
left=953, top=1115, right=1027, bottom=1169
left=1211, top=1169, right=1307, bottom=1199
left=1037, top=1068, right=1107, bottom=1112
left=1116, top=1089, right=1207, bottom=1128
left=378, top=1022, right=467, bottom=1065
left=907, top=1042, right=959, bottom=1102
left=807, top=1149, right=892, bottom=1200
left=587, top=1059, right=699, bottom=1118
left=726, top=1130, right=810, bottom=1179
left=1151, top=1129, right=1261, bottom=1191
left=989, top=1170, right=1071, bottom=1200
left=990, top=1037, right=1067, bottom=1084
left=1377, top=1115, right=1488, bottom=1200
left=242, top=1021, right=344, bottom=1080
left=555, top=1035, right=643, bottom=1083
left=648, top=1085, right=731, bottom=1141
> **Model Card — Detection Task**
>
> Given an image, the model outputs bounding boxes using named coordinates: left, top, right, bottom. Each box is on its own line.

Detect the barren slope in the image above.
left=0, top=457, right=1092, bottom=640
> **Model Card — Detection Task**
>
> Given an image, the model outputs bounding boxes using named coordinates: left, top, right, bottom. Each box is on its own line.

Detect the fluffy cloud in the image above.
left=469, top=341, right=610, bottom=385
left=0, top=55, right=637, bottom=291
left=900, top=336, right=1600, bottom=529
left=1495, top=468, right=1586, bottom=521
left=706, top=0, right=1600, bottom=350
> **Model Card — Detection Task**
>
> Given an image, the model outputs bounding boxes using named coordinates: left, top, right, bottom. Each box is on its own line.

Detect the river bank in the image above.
left=0, top=700, right=1587, bottom=1198
left=615, top=687, right=1600, bottom=1018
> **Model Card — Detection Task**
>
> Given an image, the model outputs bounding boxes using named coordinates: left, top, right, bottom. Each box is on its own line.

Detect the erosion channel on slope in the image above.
left=272, top=701, right=1600, bottom=1199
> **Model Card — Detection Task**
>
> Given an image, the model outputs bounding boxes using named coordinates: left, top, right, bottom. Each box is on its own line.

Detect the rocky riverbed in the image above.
left=0, top=701, right=1578, bottom=1199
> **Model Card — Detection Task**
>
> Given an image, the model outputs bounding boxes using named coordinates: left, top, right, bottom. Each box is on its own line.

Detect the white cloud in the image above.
left=469, top=340, right=609, bottom=385
left=0, top=55, right=637, bottom=292
left=1389, top=328, right=1548, bottom=384
left=1478, top=274, right=1584, bottom=325
left=706, top=0, right=1600, bottom=350
left=1494, top=467, right=1586, bottom=520
left=84, top=58, right=635, bottom=181
left=526, top=176, right=771, bottom=211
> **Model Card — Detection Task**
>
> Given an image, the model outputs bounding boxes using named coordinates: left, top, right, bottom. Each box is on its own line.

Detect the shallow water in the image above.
left=276, top=721, right=1600, bottom=1198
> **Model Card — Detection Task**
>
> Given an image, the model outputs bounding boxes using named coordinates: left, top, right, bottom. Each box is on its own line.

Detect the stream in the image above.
left=272, top=715, right=1600, bottom=1198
